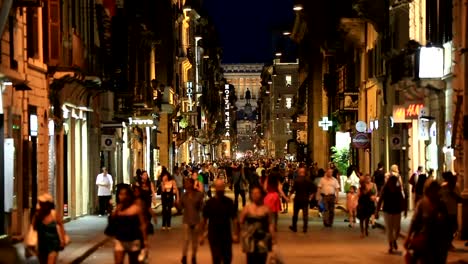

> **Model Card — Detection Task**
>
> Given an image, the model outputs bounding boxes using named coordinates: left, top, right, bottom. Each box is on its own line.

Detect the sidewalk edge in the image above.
left=68, top=236, right=111, bottom=264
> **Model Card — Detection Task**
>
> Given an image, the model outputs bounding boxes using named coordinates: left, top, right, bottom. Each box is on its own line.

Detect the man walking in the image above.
left=372, top=162, right=385, bottom=194
left=200, top=179, right=239, bottom=264
left=180, top=178, right=204, bottom=264
left=96, top=167, right=113, bottom=216
left=318, top=168, right=340, bottom=227
left=289, top=167, right=316, bottom=233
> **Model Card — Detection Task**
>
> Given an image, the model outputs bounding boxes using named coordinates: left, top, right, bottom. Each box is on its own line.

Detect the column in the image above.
left=461, top=0, right=468, bottom=240
left=81, top=119, right=89, bottom=215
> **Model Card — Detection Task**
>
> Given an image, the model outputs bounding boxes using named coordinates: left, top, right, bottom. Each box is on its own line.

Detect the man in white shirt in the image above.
left=318, top=168, right=340, bottom=227
left=255, top=162, right=265, bottom=177
left=96, top=167, right=113, bottom=216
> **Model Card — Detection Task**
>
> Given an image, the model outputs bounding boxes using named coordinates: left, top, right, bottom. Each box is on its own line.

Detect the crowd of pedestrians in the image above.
left=19, top=159, right=468, bottom=264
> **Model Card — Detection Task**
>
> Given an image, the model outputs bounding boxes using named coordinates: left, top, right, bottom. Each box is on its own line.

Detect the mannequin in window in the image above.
left=245, top=88, right=251, bottom=105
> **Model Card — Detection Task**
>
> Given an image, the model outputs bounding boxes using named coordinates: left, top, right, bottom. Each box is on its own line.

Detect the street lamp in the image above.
left=283, top=31, right=291, bottom=36
left=293, top=4, right=303, bottom=11
left=275, top=52, right=282, bottom=57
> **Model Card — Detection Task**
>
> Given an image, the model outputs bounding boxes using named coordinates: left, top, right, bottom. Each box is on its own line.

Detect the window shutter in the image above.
left=49, top=0, right=60, bottom=64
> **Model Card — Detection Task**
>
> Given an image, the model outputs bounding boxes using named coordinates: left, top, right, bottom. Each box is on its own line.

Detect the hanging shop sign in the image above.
left=419, top=47, right=444, bottom=79
left=351, top=133, right=371, bottom=149
left=224, top=84, right=231, bottom=137
left=186, top=82, right=193, bottom=111
left=128, top=117, right=154, bottom=126
left=355, top=121, right=367, bottom=133
left=392, top=103, right=425, bottom=123
left=101, top=135, right=116, bottom=151
left=443, top=41, right=453, bottom=76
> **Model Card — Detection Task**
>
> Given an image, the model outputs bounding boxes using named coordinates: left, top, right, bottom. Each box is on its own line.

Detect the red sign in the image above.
left=352, top=133, right=371, bottom=149
left=405, top=103, right=424, bottom=118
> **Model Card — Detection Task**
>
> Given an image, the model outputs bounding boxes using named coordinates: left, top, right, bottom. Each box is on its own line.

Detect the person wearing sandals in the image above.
left=240, top=185, right=275, bottom=264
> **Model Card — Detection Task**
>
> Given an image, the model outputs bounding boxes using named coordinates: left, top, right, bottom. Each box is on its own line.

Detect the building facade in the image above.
left=222, top=64, right=262, bottom=156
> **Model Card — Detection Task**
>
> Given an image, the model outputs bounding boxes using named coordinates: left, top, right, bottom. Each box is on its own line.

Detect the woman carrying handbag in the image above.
left=27, top=193, right=69, bottom=264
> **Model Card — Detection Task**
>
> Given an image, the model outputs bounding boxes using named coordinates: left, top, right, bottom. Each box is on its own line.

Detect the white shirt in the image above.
left=96, top=173, right=113, bottom=196
left=319, top=176, right=340, bottom=195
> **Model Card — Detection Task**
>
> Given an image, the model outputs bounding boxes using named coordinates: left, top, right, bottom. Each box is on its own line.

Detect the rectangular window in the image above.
left=286, top=75, right=292, bottom=86
left=27, top=8, right=39, bottom=59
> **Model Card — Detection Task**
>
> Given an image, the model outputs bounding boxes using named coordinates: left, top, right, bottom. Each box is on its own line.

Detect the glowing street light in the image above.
left=293, top=4, right=303, bottom=11
left=283, top=31, right=291, bottom=36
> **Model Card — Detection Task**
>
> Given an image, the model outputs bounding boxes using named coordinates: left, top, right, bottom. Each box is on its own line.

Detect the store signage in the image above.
left=419, top=119, right=429, bottom=141
left=419, top=47, right=444, bottom=79
left=129, top=117, right=154, bottom=126
left=352, top=133, right=371, bottom=149
left=443, top=41, right=453, bottom=76
left=318, top=117, right=333, bottom=131
left=393, top=104, right=425, bottom=123
left=224, top=84, right=230, bottom=137
left=101, top=135, right=116, bottom=151
left=30, top=114, right=38, bottom=136
left=355, top=121, right=367, bottom=132
left=186, top=82, right=193, bottom=111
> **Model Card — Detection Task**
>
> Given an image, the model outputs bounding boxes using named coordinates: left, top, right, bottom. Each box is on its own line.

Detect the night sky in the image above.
left=203, top=0, right=295, bottom=63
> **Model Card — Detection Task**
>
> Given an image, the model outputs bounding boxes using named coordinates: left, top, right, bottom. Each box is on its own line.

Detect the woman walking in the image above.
left=240, top=185, right=276, bottom=264
left=160, top=173, right=179, bottom=230
left=376, top=175, right=407, bottom=253
left=404, top=180, right=451, bottom=264
left=263, top=169, right=289, bottom=230
left=357, top=174, right=377, bottom=237
left=34, top=193, right=68, bottom=264
left=111, top=184, right=147, bottom=264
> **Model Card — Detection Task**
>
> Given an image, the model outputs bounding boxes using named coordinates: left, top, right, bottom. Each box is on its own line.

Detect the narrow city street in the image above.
left=82, top=212, right=467, bottom=264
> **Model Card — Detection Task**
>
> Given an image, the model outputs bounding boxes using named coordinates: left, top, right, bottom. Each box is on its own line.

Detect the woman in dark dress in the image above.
left=357, top=174, right=377, bottom=238
left=34, top=193, right=67, bottom=264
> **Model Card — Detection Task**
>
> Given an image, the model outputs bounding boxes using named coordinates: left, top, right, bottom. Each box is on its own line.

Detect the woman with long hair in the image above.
left=240, top=185, right=275, bottom=264
left=136, top=171, right=156, bottom=209
left=263, top=169, right=289, bottom=230
left=160, top=172, right=179, bottom=230
left=111, top=184, right=147, bottom=264
left=34, top=193, right=67, bottom=264
left=404, top=180, right=451, bottom=263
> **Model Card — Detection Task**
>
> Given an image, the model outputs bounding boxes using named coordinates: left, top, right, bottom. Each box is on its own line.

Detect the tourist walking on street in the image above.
left=440, top=171, right=462, bottom=250
left=357, top=174, right=377, bottom=237
left=192, top=171, right=204, bottom=192
left=174, top=166, right=185, bottom=215
left=180, top=178, right=204, bottom=264
left=96, top=167, right=113, bottom=216
left=288, top=167, right=315, bottom=233
left=318, top=168, right=340, bottom=227
left=375, top=175, right=406, bottom=253
left=200, top=179, right=239, bottom=264
left=160, top=173, right=180, bottom=230
left=240, top=185, right=275, bottom=264
left=33, top=193, right=68, bottom=264
left=404, top=180, right=451, bottom=264
left=233, top=163, right=248, bottom=209
left=263, top=169, right=288, bottom=230
left=409, top=166, right=427, bottom=207
left=346, top=186, right=358, bottom=228
left=110, top=184, right=148, bottom=264
left=372, top=162, right=385, bottom=194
